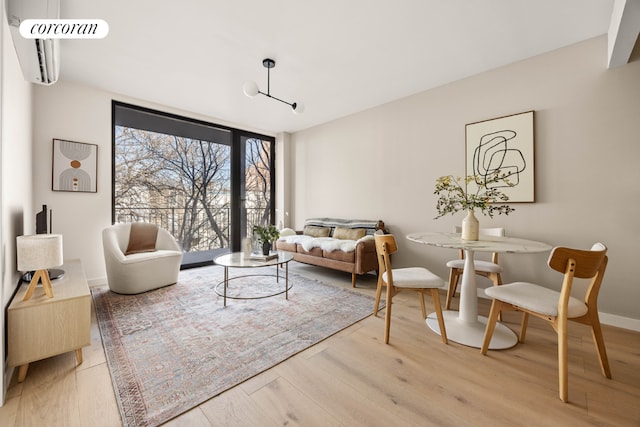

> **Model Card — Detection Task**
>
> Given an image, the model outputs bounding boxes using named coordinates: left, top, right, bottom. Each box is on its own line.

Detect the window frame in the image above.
left=111, top=100, right=276, bottom=258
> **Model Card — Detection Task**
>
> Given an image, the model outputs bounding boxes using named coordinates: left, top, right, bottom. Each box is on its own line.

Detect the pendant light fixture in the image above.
left=243, top=58, right=304, bottom=114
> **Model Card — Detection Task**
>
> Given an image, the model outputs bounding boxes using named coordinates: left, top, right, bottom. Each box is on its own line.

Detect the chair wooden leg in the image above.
left=430, top=289, right=448, bottom=344
left=384, top=283, right=393, bottom=344
left=481, top=299, right=503, bottom=354
left=558, top=317, right=569, bottom=403
left=488, top=273, right=503, bottom=321
left=587, top=312, right=612, bottom=379
left=519, top=312, right=529, bottom=343
left=373, top=276, right=384, bottom=317
left=351, top=273, right=357, bottom=287
left=445, top=269, right=459, bottom=310
left=418, top=291, right=427, bottom=319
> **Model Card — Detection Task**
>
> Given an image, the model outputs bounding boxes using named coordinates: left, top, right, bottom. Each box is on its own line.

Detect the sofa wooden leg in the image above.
left=352, top=273, right=357, bottom=287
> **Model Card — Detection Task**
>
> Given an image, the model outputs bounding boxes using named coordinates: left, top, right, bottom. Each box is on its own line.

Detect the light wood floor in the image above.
left=2, top=264, right=639, bottom=426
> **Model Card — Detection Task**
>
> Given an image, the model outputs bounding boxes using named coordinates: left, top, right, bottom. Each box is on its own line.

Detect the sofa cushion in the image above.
left=278, top=234, right=373, bottom=253
left=279, top=227, right=297, bottom=237
left=333, top=227, right=366, bottom=240
left=275, top=240, right=298, bottom=252
left=303, top=225, right=331, bottom=237
left=304, top=218, right=380, bottom=236
left=323, top=249, right=356, bottom=263
left=125, top=223, right=158, bottom=255
left=297, top=245, right=323, bottom=257
left=318, top=238, right=358, bottom=252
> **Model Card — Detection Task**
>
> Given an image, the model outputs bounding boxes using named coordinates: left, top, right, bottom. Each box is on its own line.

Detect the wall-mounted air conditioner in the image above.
left=6, top=0, right=60, bottom=85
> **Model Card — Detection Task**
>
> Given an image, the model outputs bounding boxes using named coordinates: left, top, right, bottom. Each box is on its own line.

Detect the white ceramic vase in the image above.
left=461, top=209, right=479, bottom=241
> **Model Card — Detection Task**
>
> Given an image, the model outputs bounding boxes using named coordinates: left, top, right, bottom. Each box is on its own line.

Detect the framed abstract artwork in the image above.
left=465, top=111, right=535, bottom=203
left=52, top=139, right=98, bottom=193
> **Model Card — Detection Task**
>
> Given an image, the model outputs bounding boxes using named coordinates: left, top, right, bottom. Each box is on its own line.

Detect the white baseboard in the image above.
left=600, top=312, right=640, bottom=332
left=88, top=276, right=107, bottom=288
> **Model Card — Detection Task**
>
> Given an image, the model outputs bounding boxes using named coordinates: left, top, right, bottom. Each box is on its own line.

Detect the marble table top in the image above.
left=406, top=231, right=552, bottom=254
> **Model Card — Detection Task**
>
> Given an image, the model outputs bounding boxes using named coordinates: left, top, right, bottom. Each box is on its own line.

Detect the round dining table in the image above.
left=406, top=231, right=552, bottom=349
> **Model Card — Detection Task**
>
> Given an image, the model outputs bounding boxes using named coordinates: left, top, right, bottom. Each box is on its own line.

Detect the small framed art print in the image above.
left=52, top=139, right=98, bottom=193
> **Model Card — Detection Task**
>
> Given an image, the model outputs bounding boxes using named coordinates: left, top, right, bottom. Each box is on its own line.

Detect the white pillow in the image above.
left=279, top=227, right=296, bottom=237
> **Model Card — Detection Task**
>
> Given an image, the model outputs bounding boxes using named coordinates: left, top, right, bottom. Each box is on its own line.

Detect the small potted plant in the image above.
left=434, top=172, right=515, bottom=240
left=253, top=224, right=280, bottom=255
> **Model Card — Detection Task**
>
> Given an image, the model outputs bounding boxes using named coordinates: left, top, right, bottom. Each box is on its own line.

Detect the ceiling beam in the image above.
left=608, top=0, right=640, bottom=68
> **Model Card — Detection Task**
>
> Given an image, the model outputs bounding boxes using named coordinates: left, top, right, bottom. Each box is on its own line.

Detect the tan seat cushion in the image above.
left=125, top=223, right=159, bottom=255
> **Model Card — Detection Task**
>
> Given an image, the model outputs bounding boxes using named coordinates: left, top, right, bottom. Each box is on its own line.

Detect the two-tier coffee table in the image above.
left=214, top=251, right=294, bottom=306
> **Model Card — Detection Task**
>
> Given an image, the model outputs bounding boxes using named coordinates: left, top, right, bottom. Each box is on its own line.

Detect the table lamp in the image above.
left=17, top=234, right=63, bottom=301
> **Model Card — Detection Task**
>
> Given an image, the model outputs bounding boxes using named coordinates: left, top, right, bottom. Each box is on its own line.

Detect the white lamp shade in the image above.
left=17, top=234, right=63, bottom=271
left=242, top=81, right=259, bottom=97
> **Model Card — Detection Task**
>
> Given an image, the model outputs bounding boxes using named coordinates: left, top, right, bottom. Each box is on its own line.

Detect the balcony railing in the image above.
left=114, top=206, right=268, bottom=253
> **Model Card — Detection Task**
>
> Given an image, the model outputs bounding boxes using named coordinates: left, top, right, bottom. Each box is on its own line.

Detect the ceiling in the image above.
left=57, top=0, right=618, bottom=134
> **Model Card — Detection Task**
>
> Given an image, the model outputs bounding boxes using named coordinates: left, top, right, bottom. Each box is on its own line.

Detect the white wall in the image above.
left=32, top=83, right=113, bottom=285
left=290, top=36, right=640, bottom=326
left=1, top=6, right=34, bottom=405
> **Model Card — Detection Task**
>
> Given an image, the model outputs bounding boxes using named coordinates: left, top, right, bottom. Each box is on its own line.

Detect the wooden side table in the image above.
left=7, top=259, right=91, bottom=382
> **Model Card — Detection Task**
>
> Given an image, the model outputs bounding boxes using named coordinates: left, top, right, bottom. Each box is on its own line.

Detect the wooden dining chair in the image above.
left=480, top=243, right=611, bottom=402
left=373, top=233, right=448, bottom=344
left=445, top=227, right=505, bottom=310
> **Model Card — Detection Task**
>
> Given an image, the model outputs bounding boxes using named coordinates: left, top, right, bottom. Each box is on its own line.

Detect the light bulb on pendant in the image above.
left=242, top=81, right=259, bottom=97
left=292, top=101, right=305, bottom=114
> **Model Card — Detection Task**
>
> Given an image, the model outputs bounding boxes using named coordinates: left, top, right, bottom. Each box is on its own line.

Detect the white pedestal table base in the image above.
left=426, top=310, right=518, bottom=350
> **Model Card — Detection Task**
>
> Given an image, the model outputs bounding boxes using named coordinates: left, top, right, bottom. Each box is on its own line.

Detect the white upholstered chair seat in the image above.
left=446, top=259, right=504, bottom=274
left=382, top=267, right=444, bottom=289
left=485, top=282, right=588, bottom=318
left=119, top=249, right=183, bottom=264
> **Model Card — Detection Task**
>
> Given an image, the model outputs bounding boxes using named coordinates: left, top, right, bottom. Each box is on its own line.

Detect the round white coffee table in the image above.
left=214, top=251, right=294, bottom=306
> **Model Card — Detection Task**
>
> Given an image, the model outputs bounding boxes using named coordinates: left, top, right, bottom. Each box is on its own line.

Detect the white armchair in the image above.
left=102, top=223, right=183, bottom=294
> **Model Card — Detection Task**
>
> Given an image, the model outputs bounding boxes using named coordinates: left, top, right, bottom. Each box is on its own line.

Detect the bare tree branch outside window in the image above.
left=245, top=137, right=272, bottom=229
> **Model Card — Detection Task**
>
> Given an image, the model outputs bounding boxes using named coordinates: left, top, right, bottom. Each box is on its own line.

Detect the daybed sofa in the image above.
left=274, top=218, right=383, bottom=287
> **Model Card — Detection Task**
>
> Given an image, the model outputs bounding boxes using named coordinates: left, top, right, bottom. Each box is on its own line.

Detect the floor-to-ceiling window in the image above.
left=112, top=101, right=275, bottom=268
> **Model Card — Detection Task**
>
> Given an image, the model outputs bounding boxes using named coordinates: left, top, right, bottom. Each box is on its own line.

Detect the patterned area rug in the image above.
left=92, top=265, right=376, bottom=427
